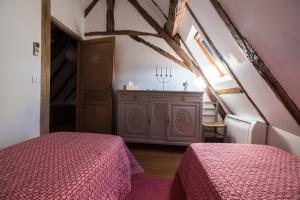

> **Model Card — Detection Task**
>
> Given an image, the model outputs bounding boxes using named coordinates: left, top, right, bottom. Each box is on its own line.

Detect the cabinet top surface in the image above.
left=117, top=90, right=204, bottom=95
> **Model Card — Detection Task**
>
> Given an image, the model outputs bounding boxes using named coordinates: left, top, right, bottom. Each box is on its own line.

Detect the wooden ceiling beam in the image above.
left=85, top=0, right=100, bottom=17
left=216, top=88, right=243, bottom=95
left=165, top=0, right=188, bottom=38
left=85, top=30, right=161, bottom=38
left=205, top=88, right=227, bottom=118
left=210, top=0, right=300, bottom=125
left=106, top=0, right=115, bottom=31
left=150, top=0, right=168, bottom=20
left=130, top=36, right=186, bottom=68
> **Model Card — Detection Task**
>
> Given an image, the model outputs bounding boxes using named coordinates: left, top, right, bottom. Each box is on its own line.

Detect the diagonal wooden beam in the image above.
left=205, top=88, right=227, bottom=118
left=216, top=88, right=243, bottom=95
left=130, top=36, right=186, bottom=68
left=128, top=0, right=231, bottom=118
left=150, top=0, right=167, bottom=20
left=85, top=30, right=161, bottom=38
left=178, top=34, right=230, bottom=118
left=106, top=0, right=115, bottom=31
left=165, top=0, right=188, bottom=38
left=85, top=0, right=100, bottom=17
left=210, top=0, right=300, bottom=125
left=186, top=3, right=269, bottom=124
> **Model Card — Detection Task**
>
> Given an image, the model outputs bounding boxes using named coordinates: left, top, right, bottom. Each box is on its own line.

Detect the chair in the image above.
left=202, top=101, right=227, bottom=143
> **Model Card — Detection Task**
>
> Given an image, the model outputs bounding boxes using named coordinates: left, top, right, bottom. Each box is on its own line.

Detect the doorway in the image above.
left=50, top=23, right=78, bottom=132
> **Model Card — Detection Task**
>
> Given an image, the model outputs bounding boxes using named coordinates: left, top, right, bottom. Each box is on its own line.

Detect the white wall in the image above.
left=51, top=0, right=85, bottom=37
left=85, top=0, right=200, bottom=92
left=0, top=0, right=41, bottom=148
left=268, top=127, right=300, bottom=155
left=0, top=0, right=85, bottom=149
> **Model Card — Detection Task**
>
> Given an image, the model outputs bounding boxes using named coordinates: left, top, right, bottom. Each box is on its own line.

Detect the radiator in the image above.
left=224, top=114, right=267, bottom=144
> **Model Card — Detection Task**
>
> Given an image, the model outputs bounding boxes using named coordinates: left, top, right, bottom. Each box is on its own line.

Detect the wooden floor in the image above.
left=127, top=143, right=187, bottom=178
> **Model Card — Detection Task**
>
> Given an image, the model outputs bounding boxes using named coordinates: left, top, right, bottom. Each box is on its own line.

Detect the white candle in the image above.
left=156, top=67, right=158, bottom=75
left=160, top=67, right=162, bottom=75
left=165, top=67, right=167, bottom=76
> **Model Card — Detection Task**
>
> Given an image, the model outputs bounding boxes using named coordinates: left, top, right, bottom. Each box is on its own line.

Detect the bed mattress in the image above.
left=178, top=143, right=300, bottom=200
left=0, top=132, right=143, bottom=200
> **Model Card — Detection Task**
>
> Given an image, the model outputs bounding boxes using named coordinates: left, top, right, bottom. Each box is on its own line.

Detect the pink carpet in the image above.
left=125, top=175, right=186, bottom=200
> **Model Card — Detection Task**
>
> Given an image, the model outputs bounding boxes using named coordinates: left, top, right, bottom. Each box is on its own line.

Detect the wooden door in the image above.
left=78, top=37, right=115, bottom=133
left=118, top=101, right=150, bottom=139
left=167, top=102, right=200, bottom=142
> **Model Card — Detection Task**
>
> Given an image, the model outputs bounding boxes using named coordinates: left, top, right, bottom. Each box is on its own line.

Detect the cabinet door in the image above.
left=167, top=103, right=200, bottom=142
left=150, top=102, right=167, bottom=141
left=118, top=101, right=150, bottom=139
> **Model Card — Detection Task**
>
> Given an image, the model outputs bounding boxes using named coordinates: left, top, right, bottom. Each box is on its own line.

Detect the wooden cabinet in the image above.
left=117, top=90, right=203, bottom=145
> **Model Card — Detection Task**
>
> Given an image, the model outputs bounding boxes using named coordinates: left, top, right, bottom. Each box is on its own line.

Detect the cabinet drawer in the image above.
left=164, top=95, right=202, bottom=102
left=119, top=93, right=151, bottom=101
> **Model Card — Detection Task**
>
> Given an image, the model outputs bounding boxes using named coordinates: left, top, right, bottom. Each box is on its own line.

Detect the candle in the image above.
left=160, top=67, right=162, bottom=75
left=165, top=67, right=167, bottom=76
left=156, top=67, right=158, bottom=75
left=170, top=67, right=172, bottom=76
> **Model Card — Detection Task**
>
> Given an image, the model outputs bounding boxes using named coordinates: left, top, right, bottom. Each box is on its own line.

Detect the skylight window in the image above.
left=194, top=32, right=226, bottom=77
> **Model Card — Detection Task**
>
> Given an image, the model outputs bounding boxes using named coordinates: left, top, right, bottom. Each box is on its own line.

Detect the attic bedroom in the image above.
left=0, top=0, right=299, bottom=199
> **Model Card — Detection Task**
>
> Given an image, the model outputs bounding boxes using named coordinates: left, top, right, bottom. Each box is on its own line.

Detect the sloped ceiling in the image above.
left=218, top=0, right=300, bottom=109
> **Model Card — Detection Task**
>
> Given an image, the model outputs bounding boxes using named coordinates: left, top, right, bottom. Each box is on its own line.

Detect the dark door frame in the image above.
left=41, top=0, right=82, bottom=135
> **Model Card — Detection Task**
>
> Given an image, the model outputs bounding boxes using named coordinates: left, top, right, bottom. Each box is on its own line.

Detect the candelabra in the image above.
left=155, top=66, right=172, bottom=91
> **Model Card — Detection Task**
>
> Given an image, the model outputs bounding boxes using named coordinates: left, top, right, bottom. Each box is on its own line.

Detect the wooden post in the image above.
left=41, top=0, right=51, bottom=135
left=165, top=0, right=188, bottom=38
left=106, top=0, right=115, bottom=31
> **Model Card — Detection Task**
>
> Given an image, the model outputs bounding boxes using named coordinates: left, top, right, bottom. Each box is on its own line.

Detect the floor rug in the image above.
left=125, top=175, right=186, bottom=200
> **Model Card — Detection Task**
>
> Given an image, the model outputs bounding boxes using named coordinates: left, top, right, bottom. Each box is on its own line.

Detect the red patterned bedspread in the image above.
left=0, top=132, right=143, bottom=200
left=178, top=143, right=300, bottom=200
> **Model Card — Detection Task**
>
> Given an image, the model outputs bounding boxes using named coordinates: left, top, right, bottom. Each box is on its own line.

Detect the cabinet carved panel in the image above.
left=128, top=107, right=144, bottom=131
left=168, top=103, right=198, bottom=142
left=119, top=102, right=149, bottom=139
left=150, top=103, right=167, bottom=140
left=154, top=104, right=165, bottom=123
left=175, top=109, right=192, bottom=134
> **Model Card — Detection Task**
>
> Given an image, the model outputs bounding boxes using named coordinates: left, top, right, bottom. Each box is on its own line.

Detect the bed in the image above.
left=178, top=143, right=300, bottom=200
left=0, top=132, right=143, bottom=200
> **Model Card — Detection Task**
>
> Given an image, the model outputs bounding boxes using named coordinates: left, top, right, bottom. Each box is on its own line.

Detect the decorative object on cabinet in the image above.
left=155, top=66, right=172, bottom=91
left=117, top=90, right=203, bottom=145
left=182, top=81, right=189, bottom=91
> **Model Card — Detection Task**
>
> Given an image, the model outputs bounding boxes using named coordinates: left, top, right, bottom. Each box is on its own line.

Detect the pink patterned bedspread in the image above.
left=0, top=132, right=143, bottom=200
left=178, top=143, right=300, bottom=200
